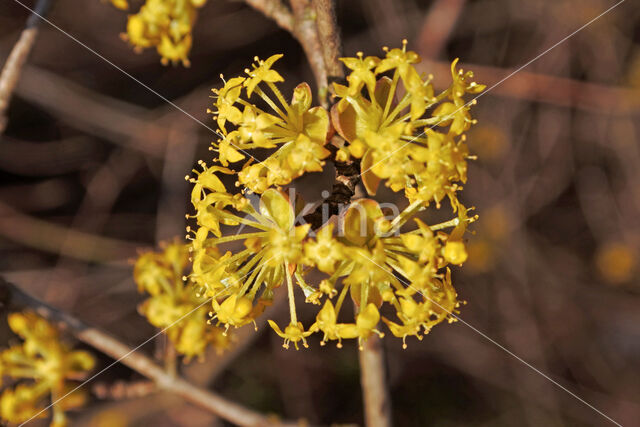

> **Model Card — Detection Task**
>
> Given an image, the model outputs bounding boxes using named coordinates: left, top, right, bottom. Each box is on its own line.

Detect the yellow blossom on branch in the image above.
left=133, top=240, right=231, bottom=360
left=0, top=312, right=94, bottom=426
left=177, top=43, right=483, bottom=350
left=209, top=55, right=331, bottom=193
left=106, top=0, right=208, bottom=66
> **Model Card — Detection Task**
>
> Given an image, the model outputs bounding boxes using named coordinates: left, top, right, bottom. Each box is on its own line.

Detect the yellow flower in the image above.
left=333, top=43, right=482, bottom=208
left=244, top=54, right=285, bottom=96
left=184, top=47, right=482, bottom=349
left=112, top=0, right=208, bottom=66
left=443, top=240, right=468, bottom=265
left=340, top=52, right=380, bottom=96
left=210, top=59, right=330, bottom=193
left=133, top=240, right=230, bottom=360
left=268, top=321, right=315, bottom=350
left=108, top=0, right=129, bottom=10
left=0, top=312, right=95, bottom=426
left=211, top=295, right=255, bottom=329
left=338, top=304, right=384, bottom=349
left=304, top=223, right=343, bottom=273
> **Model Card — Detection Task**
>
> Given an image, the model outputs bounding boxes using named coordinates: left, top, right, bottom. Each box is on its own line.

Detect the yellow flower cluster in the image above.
left=134, top=241, right=231, bottom=360
left=185, top=43, right=482, bottom=349
left=209, top=55, right=331, bottom=193
left=108, top=0, right=208, bottom=66
left=0, top=312, right=94, bottom=426
left=333, top=40, right=485, bottom=206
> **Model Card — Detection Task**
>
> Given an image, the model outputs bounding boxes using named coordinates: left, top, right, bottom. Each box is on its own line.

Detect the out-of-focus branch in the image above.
left=0, top=0, right=53, bottom=132
left=417, top=0, right=466, bottom=59
left=0, top=201, right=142, bottom=262
left=15, top=65, right=166, bottom=156
left=0, top=28, right=38, bottom=133
left=93, top=380, right=156, bottom=400
left=244, top=0, right=294, bottom=32
left=419, top=59, right=640, bottom=114
left=359, top=336, right=392, bottom=427
left=0, top=278, right=294, bottom=427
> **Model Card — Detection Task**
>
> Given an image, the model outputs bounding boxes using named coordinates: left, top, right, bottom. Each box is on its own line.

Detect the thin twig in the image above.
left=0, top=201, right=142, bottom=262
left=311, top=0, right=344, bottom=81
left=0, top=0, right=52, bottom=133
left=358, top=336, right=392, bottom=427
left=289, top=0, right=328, bottom=100
left=419, top=59, right=640, bottom=114
left=302, top=137, right=360, bottom=229
left=15, top=65, right=166, bottom=156
left=0, top=278, right=295, bottom=427
left=244, top=0, right=294, bottom=32
left=93, top=380, right=157, bottom=400
left=0, top=28, right=37, bottom=133
left=417, top=0, right=466, bottom=59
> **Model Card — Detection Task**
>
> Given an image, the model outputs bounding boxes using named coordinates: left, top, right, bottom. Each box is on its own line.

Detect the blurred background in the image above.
left=1, top=0, right=639, bottom=425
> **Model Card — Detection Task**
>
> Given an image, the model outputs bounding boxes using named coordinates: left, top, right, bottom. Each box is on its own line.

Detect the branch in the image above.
left=289, top=0, right=328, bottom=100
left=244, top=0, right=294, bottom=32
left=358, top=336, right=392, bottom=427
left=0, top=278, right=295, bottom=427
left=311, top=0, right=343, bottom=81
left=417, top=0, right=466, bottom=59
left=0, top=201, right=141, bottom=262
left=0, top=0, right=53, bottom=132
left=15, top=65, right=166, bottom=157
left=419, top=59, right=640, bottom=114
left=93, top=380, right=156, bottom=400
left=302, top=137, right=360, bottom=229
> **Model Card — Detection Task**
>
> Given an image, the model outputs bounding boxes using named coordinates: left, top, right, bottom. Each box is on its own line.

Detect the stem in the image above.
left=284, top=262, right=298, bottom=323
left=244, top=0, right=295, bottom=32
left=0, top=0, right=53, bottom=133
left=311, top=0, right=343, bottom=81
left=359, top=336, right=392, bottom=427
left=164, top=339, right=178, bottom=379
left=290, top=0, right=328, bottom=101
left=302, top=140, right=361, bottom=229
left=0, top=278, right=295, bottom=427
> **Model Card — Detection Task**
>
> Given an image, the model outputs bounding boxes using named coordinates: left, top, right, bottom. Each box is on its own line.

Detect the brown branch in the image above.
left=15, top=65, right=166, bottom=157
left=0, top=28, right=39, bottom=133
left=419, top=59, right=640, bottom=114
left=302, top=137, right=360, bottom=229
left=93, top=380, right=157, bottom=400
left=0, top=201, right=141, bottom=262
left=417, top=0, right=466, bottom=59
left=358, top=336, right=392, bottom=427
left=311, top=0, right=344, bottom=81
left=289, top=0, right=328, bottom=100
left=0, top=278, right=295, bottom=427
left=0, top=0, right=54, bottom=133
left=244, top=0, right=295, bottom=33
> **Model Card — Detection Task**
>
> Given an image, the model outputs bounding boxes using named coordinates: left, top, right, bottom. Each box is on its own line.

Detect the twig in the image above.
left=0, top=28, right=37, bottom=133
left=0, top=201, right=142, bottom=262
left=0, top=0, right=54, bottom=133
left=419, top=59, right=640, bottom=114
left=15, top=65, right=166, bottom=156
left=358, top=336, right=392, bottom=427
left=244, top=0, right=294, bottom=32
left=311, top=0, right=343, bottom=81
left=289, top=0, right=328, bottom=100
left=417, top=0, right=466, bottom=59
left=93, top=380, right=157, bottom=400
left=302, top=137, right=360, bottom=229
left=0, top=0, right=52, bottom=132
left=0, top=278, right=295, bottom=427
